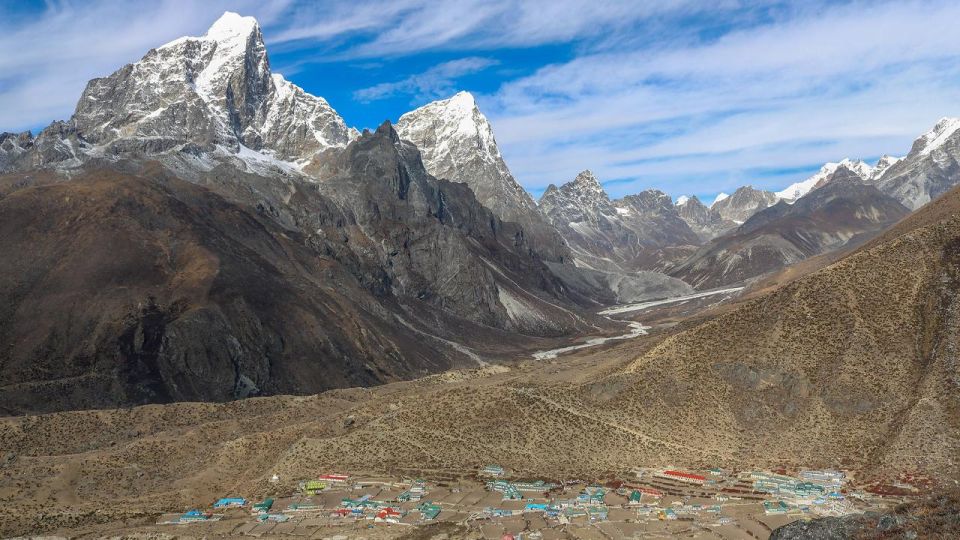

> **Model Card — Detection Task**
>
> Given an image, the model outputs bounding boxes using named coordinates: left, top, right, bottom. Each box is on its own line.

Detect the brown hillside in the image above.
left=625, top=184, right=960, bottom=476
left=2, top=185, right=960, bottom=536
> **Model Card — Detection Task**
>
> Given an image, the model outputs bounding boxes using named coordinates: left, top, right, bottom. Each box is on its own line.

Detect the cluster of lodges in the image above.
left=747, top=470, right=850, bottom=515
left=169, top=473, right=446, bottom=526
left=480, top=466, right=670, bottom=525
left=486, top=479, right=559, bottom=500
left=311, top=477, right=441, bottom=525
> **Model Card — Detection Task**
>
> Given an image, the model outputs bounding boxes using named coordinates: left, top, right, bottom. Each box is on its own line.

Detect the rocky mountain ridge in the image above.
left=670, top=165, right=910, bottom=288
left=537, top=170, right=701, bottom=274
left=0, top=13, right=612, bottom=415
left=396, top=91, right=570, bottom=262
left=876, top=117, right=960, bottom=209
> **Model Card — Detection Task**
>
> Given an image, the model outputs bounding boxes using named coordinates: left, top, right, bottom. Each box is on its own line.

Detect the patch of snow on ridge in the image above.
left=710, top=192, right=729, bottom=207
left=775, top=158, right=872, bottom=202
left=914, top=117, right=960, bottom=156
left=676, top=195, right=690, bottom=206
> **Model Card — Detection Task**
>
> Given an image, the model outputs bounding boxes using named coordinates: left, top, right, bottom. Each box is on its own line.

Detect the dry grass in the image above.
left=3, top=189, right=960, bottom=537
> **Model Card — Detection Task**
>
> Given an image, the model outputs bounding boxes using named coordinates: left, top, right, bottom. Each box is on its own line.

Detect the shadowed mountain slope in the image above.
left=670, top=167, right=910, bottom=288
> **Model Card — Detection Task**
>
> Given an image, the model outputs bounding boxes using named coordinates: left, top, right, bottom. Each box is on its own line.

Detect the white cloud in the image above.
left=353, top=57, right=497, bottom=102
left=483, top=0, right=960, bottom=196
left=273, top=0, right=712, bottom=58
left=3, top=0, right=960, bottom=201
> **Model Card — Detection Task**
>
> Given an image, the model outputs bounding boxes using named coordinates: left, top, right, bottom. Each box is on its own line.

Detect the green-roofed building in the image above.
left=252, top=498, right=274, bottom=513
left=418, top=502, right=442, bottom=520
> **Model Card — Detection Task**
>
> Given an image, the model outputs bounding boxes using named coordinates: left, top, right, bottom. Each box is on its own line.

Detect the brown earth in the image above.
left=2, top=185, right=960, bottom=537
left=0, top=165, right=587, bottom=415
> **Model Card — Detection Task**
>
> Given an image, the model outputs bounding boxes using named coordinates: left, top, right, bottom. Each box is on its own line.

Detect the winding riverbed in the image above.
left=532, top=286, right=744, bottom=360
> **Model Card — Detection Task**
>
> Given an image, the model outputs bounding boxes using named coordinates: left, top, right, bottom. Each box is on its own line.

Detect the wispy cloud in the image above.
left=2, top=0, right=959, bottom=201
left=353, top=57, right=498, bottom=102
left=273, top=0, right=713, bottom=58
left=483, top=0, right=960, bottom=196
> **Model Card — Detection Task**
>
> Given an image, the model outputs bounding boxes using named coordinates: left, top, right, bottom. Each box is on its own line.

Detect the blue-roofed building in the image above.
left=179, top=509, right=211, bottom=522
left=213, top=497, right=246, bottom=508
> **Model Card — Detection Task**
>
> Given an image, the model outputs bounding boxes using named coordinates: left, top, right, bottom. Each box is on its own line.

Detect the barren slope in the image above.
left=3, top=187, right=960, bottom=537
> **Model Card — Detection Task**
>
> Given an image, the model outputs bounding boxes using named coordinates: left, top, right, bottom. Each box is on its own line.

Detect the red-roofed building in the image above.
left=639, top=486, right=664, bottom=497
left=375, top=507, right=402, bottom=523
left=318, top=473, right=349, bottom=483
left=656, top=470, right=707, bottom=485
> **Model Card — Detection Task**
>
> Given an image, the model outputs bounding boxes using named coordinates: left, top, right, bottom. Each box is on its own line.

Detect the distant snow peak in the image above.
left=871, top=154, right=902, bottom=180
left=675, top=195, right=690, bottom=206
left=914, top=117, right=960, bottom=156
left=710, top=192, right=729, bottom=208
left=775, top=158, right=872, bottom=202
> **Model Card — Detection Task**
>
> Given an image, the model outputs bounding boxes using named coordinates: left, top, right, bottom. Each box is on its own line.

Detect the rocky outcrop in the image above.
left=770, top=492, right=960, bottom=539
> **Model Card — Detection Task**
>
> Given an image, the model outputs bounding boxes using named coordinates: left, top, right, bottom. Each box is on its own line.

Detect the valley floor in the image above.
left=0, top=317, right=947, bottom=538
left=57, top=467, right=911, bottom=539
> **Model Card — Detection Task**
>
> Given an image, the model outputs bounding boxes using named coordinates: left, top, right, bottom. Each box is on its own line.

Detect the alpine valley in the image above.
left=1, top=10, right=959, bottom=540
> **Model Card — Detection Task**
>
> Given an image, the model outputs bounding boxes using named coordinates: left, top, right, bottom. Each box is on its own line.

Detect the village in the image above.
left=151, top=465, right=919, bottom=539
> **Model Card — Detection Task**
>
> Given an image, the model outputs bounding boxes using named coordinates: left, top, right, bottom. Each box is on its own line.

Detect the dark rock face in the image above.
left=0, top=169, right=427, bottom=414
left=313, top=121, right=592, bottom=334
left=671, top=166, right=910, bottom=288
left=770, top=492, right=960, bottom=539
left=0, top=123, right=602, bottom=415
left=676, top=195, right=733, bottom=240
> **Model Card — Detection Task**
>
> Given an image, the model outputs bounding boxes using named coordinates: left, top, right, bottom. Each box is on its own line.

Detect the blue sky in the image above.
left=2, top=1, right=960, bottom=202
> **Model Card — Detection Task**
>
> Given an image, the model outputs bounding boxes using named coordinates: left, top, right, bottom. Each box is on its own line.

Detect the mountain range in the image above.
left=3, top=11, right=960, bottom=416
left=3, top=9, right=960, bottom=538
left=0, top=13, right=610, bottom=414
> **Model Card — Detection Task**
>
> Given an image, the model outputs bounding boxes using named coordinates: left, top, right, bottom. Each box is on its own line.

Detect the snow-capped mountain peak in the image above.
left=48, top=11, right=357, bottom=171
left=911, top=117, right=960, bottom=157
left=870, top=154, right=902, bottom=180
left=710, top=192, right=729, bottom=208
left=396, top=92, right=539, bottom=221
left=775, top=158, right=872, bottom=202
left=675, top=195, right=690, bottom=206
left=205, top=11, right=259, bottom=41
